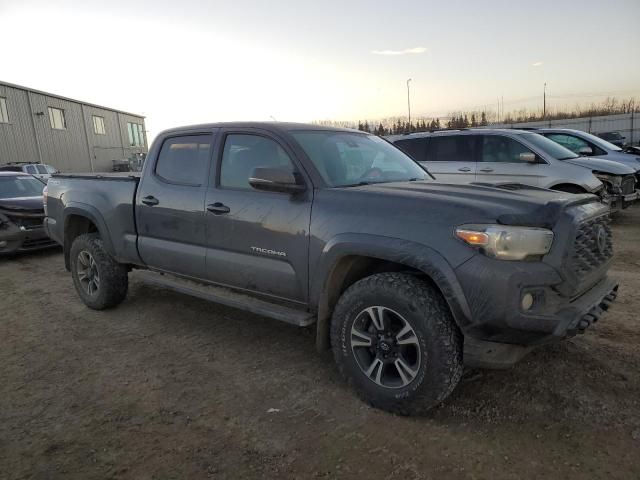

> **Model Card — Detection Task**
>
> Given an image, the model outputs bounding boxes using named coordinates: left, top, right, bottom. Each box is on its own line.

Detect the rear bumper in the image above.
left=0, top=222, right=57, bottom=254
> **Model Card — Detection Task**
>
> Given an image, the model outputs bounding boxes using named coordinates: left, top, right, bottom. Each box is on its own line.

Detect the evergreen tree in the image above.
left=480, top=111, right=488, bottom=126
left=357, top=121, right=364, bottom=131
left=471, top=114, right=477, bottom=127
left=363, top=121, right=370, bottom=133
left=435, top=118, right=441, bottom=129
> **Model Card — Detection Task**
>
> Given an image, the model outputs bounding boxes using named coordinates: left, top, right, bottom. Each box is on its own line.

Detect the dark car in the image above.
left=597, top=131, right=627, bottom=148
left=0, top=172, right=57, bottom=254
left=44, top=122, right=618, bottom=414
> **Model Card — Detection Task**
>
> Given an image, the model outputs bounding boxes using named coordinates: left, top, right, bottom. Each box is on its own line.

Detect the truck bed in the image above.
left=45, top=172, right=142, bottom=266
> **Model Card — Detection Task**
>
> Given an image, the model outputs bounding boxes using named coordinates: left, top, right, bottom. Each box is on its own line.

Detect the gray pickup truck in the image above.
left=44, top=122, right=618, bottom=414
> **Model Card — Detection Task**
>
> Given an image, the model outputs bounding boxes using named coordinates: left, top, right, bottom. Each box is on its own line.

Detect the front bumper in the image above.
left=602, top=191, right=639, bottom=211
left=0, top=222, right=57, bottom=254
left=455, top=252, right=618, bottom=368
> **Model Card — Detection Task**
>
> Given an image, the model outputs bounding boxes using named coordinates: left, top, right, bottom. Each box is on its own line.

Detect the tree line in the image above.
left=314, top=96, right=638, bottom=135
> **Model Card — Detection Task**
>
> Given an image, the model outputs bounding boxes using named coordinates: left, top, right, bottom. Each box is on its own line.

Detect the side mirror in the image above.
left=579, top=146, right=593, bottom=156
left=519, top=152, right=537, bottom=163
left=249, top=167, right=306, bottom=194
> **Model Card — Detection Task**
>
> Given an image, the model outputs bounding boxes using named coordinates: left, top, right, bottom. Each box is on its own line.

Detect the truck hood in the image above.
left=349, top=181, right=600, bottom=228
left=0, top=196, right=45, bottom=213
left=564, top=156, right=635, bottom=174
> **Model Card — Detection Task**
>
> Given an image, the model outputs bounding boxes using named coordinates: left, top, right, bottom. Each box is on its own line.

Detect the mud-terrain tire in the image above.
left=70, top=233, right=128, bottom=310
left=330, top=272, right=463, bottom=415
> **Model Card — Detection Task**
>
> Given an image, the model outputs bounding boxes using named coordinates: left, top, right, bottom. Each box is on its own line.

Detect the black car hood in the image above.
left=0, top=196, right=45, bottom=213
left=350, top=181, right=600, bottom=228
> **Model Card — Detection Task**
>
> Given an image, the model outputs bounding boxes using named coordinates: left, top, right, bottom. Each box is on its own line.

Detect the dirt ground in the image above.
left=1, top=210, right=639, bottom=480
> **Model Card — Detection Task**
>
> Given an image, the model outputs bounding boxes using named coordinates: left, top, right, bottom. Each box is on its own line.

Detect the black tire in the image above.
left=552, top=184, right=586, bottom=194
left=69, top=233, right=128, bottom=310
left=330, top=272, right=463, bottom=415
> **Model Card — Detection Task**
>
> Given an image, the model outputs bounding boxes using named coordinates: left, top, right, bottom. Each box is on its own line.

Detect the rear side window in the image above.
left=394, top=138, right=429, bottom=162
left=155, top=135, right=212, bottom=185
left=427, top=135, right=476, bottom=162
left=480, top=135, right=534, bottom=163
left=25, top=165, right=37, bottom=174
left=35, top=165, right=48, bottom=174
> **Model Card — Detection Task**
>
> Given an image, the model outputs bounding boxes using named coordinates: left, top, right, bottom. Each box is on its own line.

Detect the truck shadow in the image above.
left=124, top=277, right=639, bottom=432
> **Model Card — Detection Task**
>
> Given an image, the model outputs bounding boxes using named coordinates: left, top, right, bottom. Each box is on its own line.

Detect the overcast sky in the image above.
left=1, top=0, right=639, bottom=139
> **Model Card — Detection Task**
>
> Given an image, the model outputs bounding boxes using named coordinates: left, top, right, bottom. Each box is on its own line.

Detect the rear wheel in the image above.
left=330, top=272, right=463, bottom=415
left=70, top=233, right=128, bottom=310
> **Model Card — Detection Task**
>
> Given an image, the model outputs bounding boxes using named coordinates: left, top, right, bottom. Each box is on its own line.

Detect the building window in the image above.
left=92, top=115, right=106, bottom=135
left=127, top=122, right=145, bottom=147
left=0, top=97, right=8, bottom=123
left=48, top=107, right=66, bottom=130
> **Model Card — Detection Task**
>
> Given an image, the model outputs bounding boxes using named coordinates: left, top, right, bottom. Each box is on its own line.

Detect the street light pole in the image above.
left=406, top=78, right=412, bottom=132
left=543, top=82, right=547, bottom=118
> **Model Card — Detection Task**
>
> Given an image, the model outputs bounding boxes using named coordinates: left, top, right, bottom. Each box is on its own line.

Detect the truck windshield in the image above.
left=521, top=133, right=579, bottom=160
left=0, top=176, right=45, bottom=199
left=291, top=131, right=429, bottom=187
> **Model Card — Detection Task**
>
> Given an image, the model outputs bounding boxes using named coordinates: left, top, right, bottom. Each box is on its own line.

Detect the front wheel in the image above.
left=70, top=233, right=128, bottom=310
left=330, top=273, right=463, bottom=415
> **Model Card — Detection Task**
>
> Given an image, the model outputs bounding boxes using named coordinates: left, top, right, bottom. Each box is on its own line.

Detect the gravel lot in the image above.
left=1, top=209, right=639, bottom=480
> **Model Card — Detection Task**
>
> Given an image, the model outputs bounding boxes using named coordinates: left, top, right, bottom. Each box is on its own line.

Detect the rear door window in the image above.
left=427, top=135, right=476, bottom=162
left=25, top=165, right=37, bottom=174
left=155, top=135, right=212, bottom=186
left=479, top=135, right=533, bottom=163
left=35, top=165, right=48, bottom=174
left=394, top=138, right=429, bottom=162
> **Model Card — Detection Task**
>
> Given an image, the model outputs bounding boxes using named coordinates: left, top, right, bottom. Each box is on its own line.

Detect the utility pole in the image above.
left=543, top=82, right=547, bottom=118
left=406, top=78, right=412, bottom=132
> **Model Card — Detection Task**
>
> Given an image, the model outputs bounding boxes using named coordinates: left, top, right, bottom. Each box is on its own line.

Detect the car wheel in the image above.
left=330, top=272, right=463, bottom=415
left=70, top=233, right=128, bottom=310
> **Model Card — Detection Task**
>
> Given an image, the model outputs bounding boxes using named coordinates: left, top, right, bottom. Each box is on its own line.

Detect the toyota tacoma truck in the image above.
left=44, top=122, right=618, bottom=415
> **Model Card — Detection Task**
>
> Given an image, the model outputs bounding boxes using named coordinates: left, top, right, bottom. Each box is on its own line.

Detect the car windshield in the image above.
left=0, top=175, right=45, bottom=199
left=576, top=131, right=623, bottom=152
left=291, top=131, right=429, bottom=187
left=522, top=133, right=579, bottom=160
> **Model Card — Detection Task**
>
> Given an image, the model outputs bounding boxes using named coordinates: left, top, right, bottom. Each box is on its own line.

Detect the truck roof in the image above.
left=157, top=121, right=363, bottom=137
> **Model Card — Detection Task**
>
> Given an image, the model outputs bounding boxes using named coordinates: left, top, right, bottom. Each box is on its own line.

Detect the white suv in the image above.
left=388, top=129, right=638, bottom=211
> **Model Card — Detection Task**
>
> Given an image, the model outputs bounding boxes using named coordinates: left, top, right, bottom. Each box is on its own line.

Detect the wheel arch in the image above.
left=312, top=234, right=472, bottom=351
left=63, top=205, right=114, bottom=270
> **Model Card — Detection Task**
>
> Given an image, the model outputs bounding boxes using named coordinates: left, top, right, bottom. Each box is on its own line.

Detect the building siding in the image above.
left=0, top=81, right=146, bottom=172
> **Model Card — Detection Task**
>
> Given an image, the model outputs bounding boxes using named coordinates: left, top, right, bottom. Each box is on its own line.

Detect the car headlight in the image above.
left=593, top=172, right=622, bottom=189
left=455, top=225, right=554, bottom=261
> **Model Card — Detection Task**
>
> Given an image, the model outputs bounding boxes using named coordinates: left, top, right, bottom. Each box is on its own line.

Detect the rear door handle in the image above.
left=458, top=167, right=471, bottom=172
left=141, top=195, right=159, bottom=206
left=479, top=168, right=494, bottom=173
left=207, top=202, right=230, bottom=215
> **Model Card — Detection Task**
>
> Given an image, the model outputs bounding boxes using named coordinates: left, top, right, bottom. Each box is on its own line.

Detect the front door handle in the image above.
left=207, top=202, right=230, bottom=215
left=458, top=167, right=471, bottom=172
left=479, top=168, right=494, bottom=173
left=141, top=195, right=159, bottom=206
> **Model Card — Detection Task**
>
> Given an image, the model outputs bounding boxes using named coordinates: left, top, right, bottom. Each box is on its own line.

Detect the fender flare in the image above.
left=62, top=202, right=116, bottom=260
left=312, top=233, right=473, bottom=349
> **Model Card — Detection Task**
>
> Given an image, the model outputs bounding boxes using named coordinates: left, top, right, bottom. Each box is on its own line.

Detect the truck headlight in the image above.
left=456, top=225, right=554, bottom=261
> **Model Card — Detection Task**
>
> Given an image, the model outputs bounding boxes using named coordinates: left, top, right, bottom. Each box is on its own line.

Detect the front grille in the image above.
left=568, top=215, right=613, bottom=279
left=6, top=214, right=44, bottom=230
left=622, top=175, right=636, bottom=195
